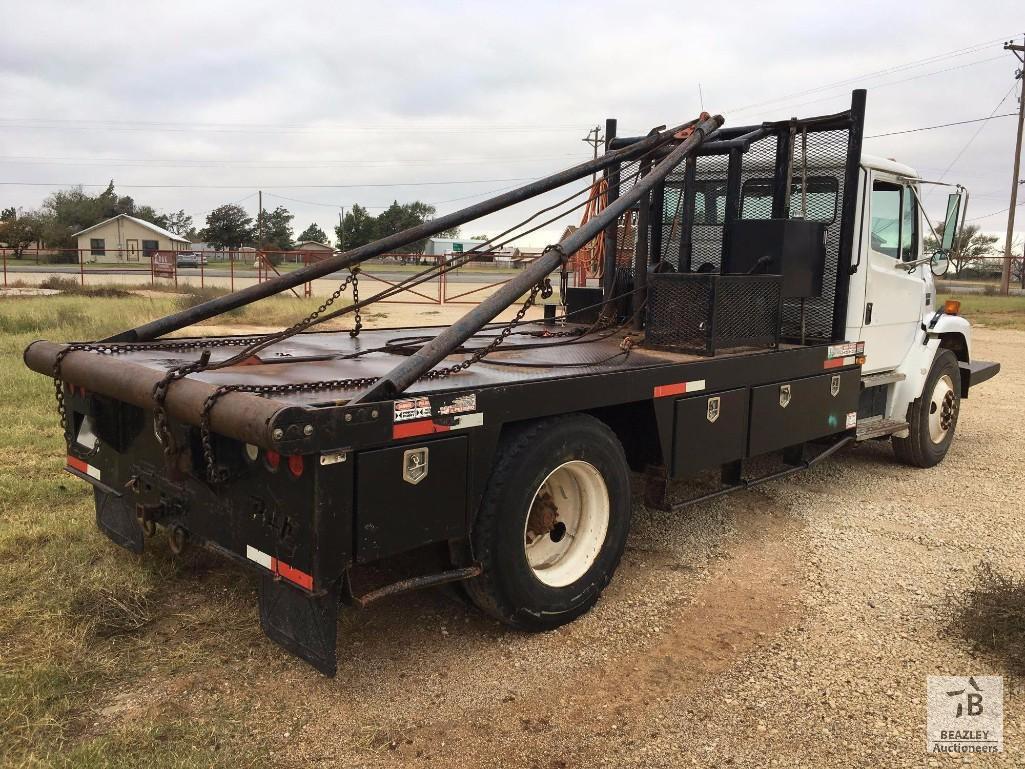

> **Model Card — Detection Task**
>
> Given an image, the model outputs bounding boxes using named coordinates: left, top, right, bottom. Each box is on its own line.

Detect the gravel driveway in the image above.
left=97, top=327, right=1023, bottom=767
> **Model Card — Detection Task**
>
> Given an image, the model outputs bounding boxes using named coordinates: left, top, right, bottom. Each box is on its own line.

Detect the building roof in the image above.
left=73, top=213, right=190, bottom=242
left=295, top=240, right=335, bottom=249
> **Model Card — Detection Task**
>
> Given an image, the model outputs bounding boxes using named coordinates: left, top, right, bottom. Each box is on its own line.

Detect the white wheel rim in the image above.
left=927, top=373, right=956, bottom=444
left=523, top=460, right=610, bottom=588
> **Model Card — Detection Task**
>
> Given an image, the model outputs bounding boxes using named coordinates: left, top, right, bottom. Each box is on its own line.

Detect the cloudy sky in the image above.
left=1, top=0, right=1022, bottom=247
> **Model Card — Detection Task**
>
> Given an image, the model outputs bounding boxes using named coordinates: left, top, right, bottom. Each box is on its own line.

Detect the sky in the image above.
left=0, top=0, right=1022, bottom=248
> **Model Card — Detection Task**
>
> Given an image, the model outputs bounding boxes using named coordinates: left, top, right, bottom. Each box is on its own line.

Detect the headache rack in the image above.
left=600, top=90, right=864, bottom=348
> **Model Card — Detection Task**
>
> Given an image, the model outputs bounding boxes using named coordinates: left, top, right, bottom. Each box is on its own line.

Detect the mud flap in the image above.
left=259, top=576, right=339, bottom=676
left=94, top=488, right=144, bottom=554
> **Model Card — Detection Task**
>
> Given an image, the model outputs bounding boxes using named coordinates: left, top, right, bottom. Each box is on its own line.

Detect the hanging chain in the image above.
left=421, top=277, right=551, bottom=382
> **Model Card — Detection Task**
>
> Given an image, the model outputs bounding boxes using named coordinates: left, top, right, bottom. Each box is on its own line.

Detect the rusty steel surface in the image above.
left=23, top=340, right=288, bottom=446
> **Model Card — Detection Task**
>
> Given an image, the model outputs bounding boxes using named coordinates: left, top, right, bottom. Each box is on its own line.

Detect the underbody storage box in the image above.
left=671, top=387, right=749, bottom=478
left=747, top=369, right=859, bottom=456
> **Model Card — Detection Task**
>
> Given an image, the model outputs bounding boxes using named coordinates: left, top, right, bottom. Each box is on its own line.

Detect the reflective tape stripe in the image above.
left=392, top=412, right=484, bottom=439
left=246, top=545, right=314, bottom=591
left=653, top=379, right=706, bottom=398
left=66, top=455, right=101, bottom=480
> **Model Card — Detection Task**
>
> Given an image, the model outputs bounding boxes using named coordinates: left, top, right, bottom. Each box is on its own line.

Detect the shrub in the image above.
left=39, top=276, right=80, bottom=292
left=948, top=560, right=1025, bottom=675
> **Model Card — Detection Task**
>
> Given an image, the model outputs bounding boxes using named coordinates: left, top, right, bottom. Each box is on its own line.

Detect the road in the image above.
left=2, top=263, right=525, bottom=285
left=73, top=326, right=1023, bottom=768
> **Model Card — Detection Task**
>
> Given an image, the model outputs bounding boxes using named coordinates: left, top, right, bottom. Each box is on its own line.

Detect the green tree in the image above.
left=297, top=222, right=328, bottom=244
left=0, top=209, right=43, bottom=258
left=255, top=205, right=294, bottom=250
left=162, top=209, right=194, bottom=237
left=335, top=204, right=378, bottom=250
left=370, top=200, right=460, bottom=253
left=202, top=204, right=254, bottom=250
left=133, top=205, right=170, bottom=230
left=925, top=223, right=999, bottom=278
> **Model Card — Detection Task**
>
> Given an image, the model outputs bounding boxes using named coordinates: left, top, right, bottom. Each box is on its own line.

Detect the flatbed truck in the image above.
left=24, top=91, right=999, bottom=674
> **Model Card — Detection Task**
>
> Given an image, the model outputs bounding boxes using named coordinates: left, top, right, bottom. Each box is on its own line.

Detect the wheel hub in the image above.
left=927, top=373, right=957, bottom=444
left=523, top=460, right=610, bottom=588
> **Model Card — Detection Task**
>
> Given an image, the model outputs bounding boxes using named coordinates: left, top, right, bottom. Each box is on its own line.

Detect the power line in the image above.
left=0, top=118, right=584, bottom=135
left=0, top=153, right=583, bottom=169
left=865, top=112, right=1018, bottom=138
left=967, top=200, right=1025, bottom=222
left=727, top=35, right=1011, bottom=114
left=934, top=82, right=1018, bottom=183
left=0, top=176, right=537, bottom=190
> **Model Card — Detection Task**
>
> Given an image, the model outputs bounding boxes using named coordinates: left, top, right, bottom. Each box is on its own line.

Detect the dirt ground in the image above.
left=70, top=327, right=1025, bottom=767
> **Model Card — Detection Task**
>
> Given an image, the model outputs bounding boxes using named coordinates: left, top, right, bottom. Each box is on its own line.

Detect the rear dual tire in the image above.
left=464, top=414, right=631, bottom=630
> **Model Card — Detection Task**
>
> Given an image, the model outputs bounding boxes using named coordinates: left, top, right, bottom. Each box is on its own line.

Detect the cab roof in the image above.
left=861, top=153, right=918, bottom=180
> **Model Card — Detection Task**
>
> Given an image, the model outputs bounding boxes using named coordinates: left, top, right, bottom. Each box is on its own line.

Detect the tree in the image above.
left=335, top=204, right=378, bottom=250
left=161, top=209, right=194, bottom=237
left=925, top=223, right=999, bottom=278
left=0, top=208, right=43, bottom=258
left=133, top=205, right=170, bottom=230
left=297, top=222, right=328, bottom=244
left=374, top=200, right=460, bottom=253
left=202, top=204, right=254, bottom=250
left=255, top=205, right=294, bottom=251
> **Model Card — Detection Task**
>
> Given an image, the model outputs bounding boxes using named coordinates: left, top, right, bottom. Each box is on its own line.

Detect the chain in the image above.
left=199, top=373, right=380, bottom=483
left=151, top=350, right=212, bottom=456
left=421, top=277, right=550, bottom=382
left=348, top=270, right=362, bottom=338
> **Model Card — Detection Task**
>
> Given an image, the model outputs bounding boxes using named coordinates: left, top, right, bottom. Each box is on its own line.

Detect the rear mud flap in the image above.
left=259, top=576, right=339, bottom=676
left=94, top=488, right=144, bottom=554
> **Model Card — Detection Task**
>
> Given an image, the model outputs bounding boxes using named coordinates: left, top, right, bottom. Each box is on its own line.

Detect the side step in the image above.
left=861, top=371, right=906, bottom=388
left=856, top=416, right=909, bottom=441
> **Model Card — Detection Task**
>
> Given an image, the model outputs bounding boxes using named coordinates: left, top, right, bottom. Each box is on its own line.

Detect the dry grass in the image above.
left=939, top=293, right=1025, bottom=331
left=0, top=296, right=283, bottom=767
left=947, top=561, right=1025, bottom=676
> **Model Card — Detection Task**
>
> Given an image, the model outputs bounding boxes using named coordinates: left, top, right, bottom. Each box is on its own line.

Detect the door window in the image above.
left=869, top=181, right=902, bottom=259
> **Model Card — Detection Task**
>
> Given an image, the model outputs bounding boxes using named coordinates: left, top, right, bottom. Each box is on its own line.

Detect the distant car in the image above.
left=176, top=252, right=208, bottom=268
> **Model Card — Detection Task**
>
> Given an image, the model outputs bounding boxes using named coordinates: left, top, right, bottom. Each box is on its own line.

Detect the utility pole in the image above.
left=582, top=126, right=603, bottom=185
left=258, top=190, right=264, bottom=250
left=338, top=207, right=345, bottom=250
left=1000, top=38, right=1023, bottom=294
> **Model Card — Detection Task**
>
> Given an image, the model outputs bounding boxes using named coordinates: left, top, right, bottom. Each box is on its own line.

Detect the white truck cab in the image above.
left=845, top=154, right=998, bottom=465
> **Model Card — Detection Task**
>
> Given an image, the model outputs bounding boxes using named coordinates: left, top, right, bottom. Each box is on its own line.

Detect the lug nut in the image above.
left=303, top=424, right=314, bottom=436
left=272, top=428, right=284, bottom=440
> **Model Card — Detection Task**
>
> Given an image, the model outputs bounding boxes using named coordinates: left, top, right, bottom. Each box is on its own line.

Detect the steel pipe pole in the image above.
left=354, top=114, right=724, bottom=403
left=106, top=122, right=696, bottom=344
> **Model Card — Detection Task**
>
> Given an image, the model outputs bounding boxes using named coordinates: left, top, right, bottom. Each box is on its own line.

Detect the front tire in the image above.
left=465, top=414, right=631, bottom=631
left=893, top=349, right=961, bottom=468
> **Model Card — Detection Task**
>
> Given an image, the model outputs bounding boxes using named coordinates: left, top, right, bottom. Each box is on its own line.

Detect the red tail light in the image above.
left=265, top=450, right=280, bottom=471
left=287, top=455, right=304, bottom=478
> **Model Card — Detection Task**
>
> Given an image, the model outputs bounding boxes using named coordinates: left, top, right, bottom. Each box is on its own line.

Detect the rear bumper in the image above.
left=960, top=360, right=1000, bottom=397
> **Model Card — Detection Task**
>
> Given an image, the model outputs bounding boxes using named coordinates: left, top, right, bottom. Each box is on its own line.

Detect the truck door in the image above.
left=857, top=174, right=925, bottom=373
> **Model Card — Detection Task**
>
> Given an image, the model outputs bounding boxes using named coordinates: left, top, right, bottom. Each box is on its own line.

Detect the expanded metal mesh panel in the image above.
left=714, top=275, right=782, bottom=342
left=689, top=154, right=729, bottom=273
left=780, top=129, right=848, bottom=340
left=646, top=273, right=781, bottom=356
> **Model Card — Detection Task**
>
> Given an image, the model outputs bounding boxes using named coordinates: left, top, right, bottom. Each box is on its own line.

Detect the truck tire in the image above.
left=892, top=349, right=961, bottom=468
left=464, top=414, right=631, bottom=631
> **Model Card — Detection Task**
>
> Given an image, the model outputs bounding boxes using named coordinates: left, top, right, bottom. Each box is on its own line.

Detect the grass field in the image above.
left=1, top=289, right=1023, bottom=766
left=0, top=294, right=342, bottom=768
left=938, top=293, right=1025, bottom=330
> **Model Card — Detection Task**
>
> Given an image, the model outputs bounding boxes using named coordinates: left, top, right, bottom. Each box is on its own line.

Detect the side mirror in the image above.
left=941, top=192, right=961, bottom=252
left=931, top=250, right=950, bottom=277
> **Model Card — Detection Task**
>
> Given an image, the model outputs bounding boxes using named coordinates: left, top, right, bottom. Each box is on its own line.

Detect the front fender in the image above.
left=927, top=312, right=971, bottom=362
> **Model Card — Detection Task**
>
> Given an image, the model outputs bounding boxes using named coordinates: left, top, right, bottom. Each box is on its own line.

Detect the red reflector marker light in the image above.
left=287, top=455, right=304, bottom=477
left=265, top=450, right=280, bottom=471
